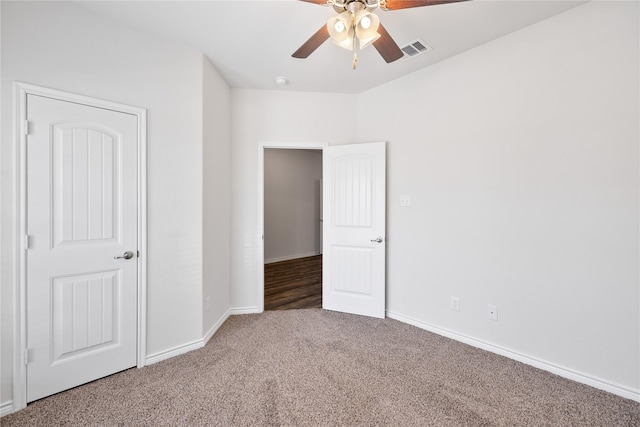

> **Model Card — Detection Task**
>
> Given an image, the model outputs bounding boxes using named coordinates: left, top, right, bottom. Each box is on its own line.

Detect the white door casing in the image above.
left=322, top=142, right=386, bottom=318
left=13, top=83, right=147, bottom=410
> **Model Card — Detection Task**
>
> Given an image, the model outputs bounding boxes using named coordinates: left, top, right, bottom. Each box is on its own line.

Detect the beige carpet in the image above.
left=3, top=309, right=639, bottom=426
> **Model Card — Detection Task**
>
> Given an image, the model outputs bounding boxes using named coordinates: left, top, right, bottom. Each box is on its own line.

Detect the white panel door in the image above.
left=323, top=142, right=386, bottom=318
left=26, top=94, right=138, bottom=402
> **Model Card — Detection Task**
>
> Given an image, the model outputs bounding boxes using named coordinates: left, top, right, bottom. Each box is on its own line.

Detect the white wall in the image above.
left=1, top=1, right=227, bottom=408
left=203, top=56, right=232, bottom=335
left=230, top=90, right=357, bottom=311
left=264, top=149, right=322, bottom=262
left=356, top=1, right=639, bottom=395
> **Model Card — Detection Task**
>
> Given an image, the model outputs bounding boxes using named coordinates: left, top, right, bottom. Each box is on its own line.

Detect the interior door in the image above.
left=26, top=94, right=138, bottom=402
left=322, top=142, right=386, bottom=318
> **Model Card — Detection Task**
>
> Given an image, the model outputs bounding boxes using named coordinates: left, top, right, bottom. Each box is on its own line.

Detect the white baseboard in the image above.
left=229, top=306, right=262, bottom=315
left=145, top=307, right=258, bottom=365
left=264, top=251, right=320, bottom=264
left=145, top=338, right=204, bottom=366
left=203, top=308, right=231, bottom=346
left=144, top=307, right=261, bottom=365
left=146, top=309, right=232, bottom=365
left=386, top=310, right=640, bottom=403
left=1, top=400, right=13, bottom=417
left=145, top=307, right=261, bottom=365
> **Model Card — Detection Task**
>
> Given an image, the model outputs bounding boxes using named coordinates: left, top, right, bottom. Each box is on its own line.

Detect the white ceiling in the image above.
left=77, top=0, right=586, bottom=94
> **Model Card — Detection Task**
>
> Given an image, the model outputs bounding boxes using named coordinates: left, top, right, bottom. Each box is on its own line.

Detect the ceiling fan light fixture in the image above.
left=327, top=11, right=352, bottom=39
left=332, top=28, right=355, bottom=50
left=358, top=31, right=380, bottom=49
left=354, top=9, right=380, bottom=48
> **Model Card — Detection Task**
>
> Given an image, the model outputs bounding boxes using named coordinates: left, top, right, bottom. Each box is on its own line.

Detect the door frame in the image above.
left=257, top=141, right=328, bottom=312
left=12, top=82, right=148, bottom=411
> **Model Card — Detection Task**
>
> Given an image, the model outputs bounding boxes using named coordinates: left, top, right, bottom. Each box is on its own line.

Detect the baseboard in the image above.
left=386, top=310, right=640, bottom=403
left=144, top=307, right=260, bottom=365
left=1, top=312, right=232, bottom=418
left=145, top=338, right=204, bottom=366
left=1, top=400, right=13, bottom=417
left=145, top=307, right=259, bottom=365
left=203, top=308, right=232, bottom=346
left=264, top=251, right=320, bottom=264
left=229, top=306, right=262, bottom=315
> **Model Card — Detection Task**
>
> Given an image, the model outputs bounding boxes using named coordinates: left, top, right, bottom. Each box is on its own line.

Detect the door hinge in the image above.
left=25, top=235, right=30, bottom=249
left=24, top=348, right=33, bottom=365
left=23, top=120, right=30, bottom=136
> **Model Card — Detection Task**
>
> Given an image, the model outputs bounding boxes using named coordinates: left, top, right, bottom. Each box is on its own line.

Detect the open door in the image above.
left=322, top=142, right=386, bottom=318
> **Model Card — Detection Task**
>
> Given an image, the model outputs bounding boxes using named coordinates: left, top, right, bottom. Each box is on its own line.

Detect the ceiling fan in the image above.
left=292, top=0, right=469, bottom=68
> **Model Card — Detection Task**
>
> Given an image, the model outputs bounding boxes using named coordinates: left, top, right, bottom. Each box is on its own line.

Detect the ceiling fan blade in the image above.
left=292, top=25, right=330, bottom=59
left=297, top=0, right=329, bottom=4
left=372, top=23, right=404, bottom=63
left=383, top=0, right=470, bottom=10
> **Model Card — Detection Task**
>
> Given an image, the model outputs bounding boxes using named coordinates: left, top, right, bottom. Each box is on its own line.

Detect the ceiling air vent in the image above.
left=400, top=39, right=432, bottom=61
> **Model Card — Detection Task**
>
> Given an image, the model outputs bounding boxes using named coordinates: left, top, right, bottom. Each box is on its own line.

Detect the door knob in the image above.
left=114, top=251, right=134, bottom=260
left=371, top=237, right=383, bottom=243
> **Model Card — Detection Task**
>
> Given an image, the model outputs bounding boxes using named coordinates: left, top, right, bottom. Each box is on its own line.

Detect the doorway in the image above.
left=263, top=147, right=323, bottom=310
left=257, top=141, right=387, bottom=318
left=258, top=142, right=328, bottom=313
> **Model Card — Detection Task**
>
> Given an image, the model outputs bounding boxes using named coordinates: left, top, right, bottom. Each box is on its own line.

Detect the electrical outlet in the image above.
left=450, top=296, right=460, bottom=311
left=205, top=296, right=211, bottom=312
left=400, top=194, right=411, bottom=207
left=487, top=304, right=498, bottom=320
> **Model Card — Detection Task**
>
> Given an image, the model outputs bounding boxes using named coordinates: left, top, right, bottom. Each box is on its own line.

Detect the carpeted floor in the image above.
left=3, top=309, right=639, bottom=426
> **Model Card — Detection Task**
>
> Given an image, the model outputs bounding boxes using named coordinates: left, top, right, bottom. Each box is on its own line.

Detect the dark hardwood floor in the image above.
left=264, top=255, right=322, bottom=310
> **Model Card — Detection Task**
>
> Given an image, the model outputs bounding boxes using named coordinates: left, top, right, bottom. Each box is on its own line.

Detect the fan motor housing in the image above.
left=333, top=0, right=379, bottom=14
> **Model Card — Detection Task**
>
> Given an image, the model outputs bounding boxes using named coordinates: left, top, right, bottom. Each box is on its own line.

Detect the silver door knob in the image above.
left=114, top=251, right=134, bottom=260
left=371, top=237, right=383, bottom=243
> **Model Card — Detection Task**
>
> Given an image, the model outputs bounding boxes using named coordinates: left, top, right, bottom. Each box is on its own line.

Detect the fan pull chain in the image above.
left=352, top=29, right=358, bottom=69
